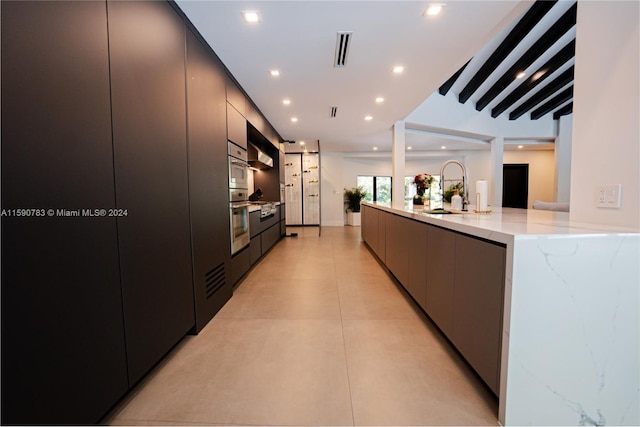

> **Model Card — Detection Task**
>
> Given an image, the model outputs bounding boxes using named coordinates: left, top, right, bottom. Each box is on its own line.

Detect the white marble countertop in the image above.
left=364, top=201, right=638, bottom=246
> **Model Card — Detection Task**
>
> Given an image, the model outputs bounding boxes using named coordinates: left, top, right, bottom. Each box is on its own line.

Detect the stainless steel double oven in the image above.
left=228, top=142, right=250, bottom=255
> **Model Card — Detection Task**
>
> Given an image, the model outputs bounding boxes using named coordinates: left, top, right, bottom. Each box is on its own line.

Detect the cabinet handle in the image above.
left=303, top=170, right=311, bottom=173
left=285, top=163, right=293, bottom=166
left=308, top=180, right=318, bottom=183
left=308, top=194, right=319, bottom=197
left=292, top=173, right=300, bottom=177
left=307, top=165, right=318, bottom=169
left=285, top=184, right=294, bottom=187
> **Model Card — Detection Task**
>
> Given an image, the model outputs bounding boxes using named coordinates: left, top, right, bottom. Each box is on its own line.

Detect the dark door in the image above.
left=108, top=0, right=195, bottom=385
left=1, top=1, right=128, bottom=423
left=502, top=164, right=529, bottom=209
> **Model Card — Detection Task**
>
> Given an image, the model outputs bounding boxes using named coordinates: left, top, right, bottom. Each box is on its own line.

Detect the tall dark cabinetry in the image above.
left=107, top=0, right=195, bottom=384
left=1, top=2, right=128, bottom=424
left=185, top=28, right=232, bottom=332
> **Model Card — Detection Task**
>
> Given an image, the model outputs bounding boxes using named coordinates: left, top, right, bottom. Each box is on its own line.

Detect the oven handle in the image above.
left=230, top=158, right=250, bottom=167
left=230, top=202, right=250, bottom=208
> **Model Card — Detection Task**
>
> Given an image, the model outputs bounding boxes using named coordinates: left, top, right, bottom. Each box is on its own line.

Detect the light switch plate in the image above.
left=596, top=184, right=622, bottom=208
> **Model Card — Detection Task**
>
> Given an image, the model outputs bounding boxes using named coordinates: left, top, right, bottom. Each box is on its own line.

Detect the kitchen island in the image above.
left=361, top=201, right=639, bottom=426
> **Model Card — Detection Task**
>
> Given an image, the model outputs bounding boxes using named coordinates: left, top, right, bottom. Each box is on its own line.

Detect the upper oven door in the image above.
left=229, top=156, right=249, bottom=189
left=228, top=141, right=249, bottom=189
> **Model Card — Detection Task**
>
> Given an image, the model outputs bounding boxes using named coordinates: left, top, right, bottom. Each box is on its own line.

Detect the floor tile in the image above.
left=105, top=226, right=498, bottom=427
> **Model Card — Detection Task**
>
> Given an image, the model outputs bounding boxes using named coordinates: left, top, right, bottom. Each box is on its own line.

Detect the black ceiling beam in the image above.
left=439, top=60, right=470, bottom=96
left=475, top=2, right=577, bottom=112
left=553, top=102, right=573, bottom=119
left=508, top=65, right=574, bottom=119
left=491, top=39, right=575, bottom=117
left=530, top=86, right=573, bottom=119
left=457, top=0, right=557, bottom=104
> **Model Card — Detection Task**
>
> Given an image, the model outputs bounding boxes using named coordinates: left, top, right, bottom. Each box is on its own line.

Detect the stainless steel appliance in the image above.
left=251, top=201, right=277, bottom=219
left=228, top=141, right=249, bottom=190
left=230, top=189, right=250, bottom=255
left=228, top=141, right=250, bottom=255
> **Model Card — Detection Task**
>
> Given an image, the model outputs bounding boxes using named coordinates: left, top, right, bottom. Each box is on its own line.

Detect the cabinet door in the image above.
left=377, top=210, right=387, bottom=262
left=407, top=219, right=428, bottom=309
left=453, top=234, right=505, bottom=394
left=1, top=2, right=127, bottom=423
left=361, top=205, right=376, bottom=249
left=185, top=28, right=232, bottom=333
left=108, top=0, right=194, bottom=385
left=425, top=225, right=456, bottom=337
left=226, top=77, right=247, bottom=116
left=385, top=214, right=409, bottom=286
left=227, top=103, right=247, bottom=149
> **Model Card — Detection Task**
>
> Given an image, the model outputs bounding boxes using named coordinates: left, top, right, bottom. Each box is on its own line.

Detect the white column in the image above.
left=555, top=115, right=572, bottom=203
left=490, top=136, right=504, bottom=207
left=392, top=121, right=405, bottom=209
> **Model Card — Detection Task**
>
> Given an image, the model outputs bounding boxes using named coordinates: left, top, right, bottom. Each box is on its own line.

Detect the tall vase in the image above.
left=413, top=189, right=424, bottom=205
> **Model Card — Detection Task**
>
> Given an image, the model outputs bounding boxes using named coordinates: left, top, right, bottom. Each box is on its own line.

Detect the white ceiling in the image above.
left=175, top=0, right=533, bottom=153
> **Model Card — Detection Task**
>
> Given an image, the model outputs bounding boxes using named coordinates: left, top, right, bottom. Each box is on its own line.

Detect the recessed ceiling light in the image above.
left=441, top=145, right=446, bottom=149
left=242, top=10, right=261, bottom=23
left=518, top=145, right=524, bottom=149
left=365, top=115, right=373, bottom=121
left=516, top=71, right=526, bottom=79
left=282, top=99, right=291, bottom=105
left=299, top=141, right=305, bottom=145
left=373, top=147, right=378, bottom=151
left=291, top=117, right=298, bottom=122
left=393, top=66, right=404, bottom=74
left=407, top=146, right=413, bottom=150
left=375, top=97, right=385, bottom=103
left=424, top=4, right=446, bottom=16
left=269, top=69, right=280, bottom=77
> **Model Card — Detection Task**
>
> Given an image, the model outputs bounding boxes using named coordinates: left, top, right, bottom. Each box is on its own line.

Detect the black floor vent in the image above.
left=204, top=263, right=225, bottom=299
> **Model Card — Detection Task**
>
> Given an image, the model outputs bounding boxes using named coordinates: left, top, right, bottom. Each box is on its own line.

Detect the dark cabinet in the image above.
left=107, top=0, right=194, bottom=385
left=363, top=205, right=506, bottom=395
left=227, top=103, right=247, bottom=149
left=185, top=28, right=232, bottom=332
left=425, top=225, right=456, bottom=337
left=407, top=220, right=428, bottom=309
left=226, top=78, right=247, bottom=117
left=1, top=1, right=128, bottom=424
left=385, top=214, right=410, bottom=286
left=453, top=234, right=505, bottom=394
left=362, top=205, right=386, bottom=262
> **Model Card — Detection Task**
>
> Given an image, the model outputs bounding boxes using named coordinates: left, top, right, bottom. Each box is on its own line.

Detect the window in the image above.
left=405, top=175, right=441, bottom=204
left=357, top=176, right=391, bottom=203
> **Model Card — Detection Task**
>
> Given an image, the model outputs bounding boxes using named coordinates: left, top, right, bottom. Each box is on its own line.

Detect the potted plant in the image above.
left=344, top=186, right=367, bottom=226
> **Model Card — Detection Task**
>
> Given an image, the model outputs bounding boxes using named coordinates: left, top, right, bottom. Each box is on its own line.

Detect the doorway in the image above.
left=502, top=164, right=529, bottom=209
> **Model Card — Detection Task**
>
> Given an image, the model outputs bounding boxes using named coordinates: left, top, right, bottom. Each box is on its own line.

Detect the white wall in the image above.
left=320, top=152, right=345, bottom=226
left=570, top=1, right=639, bottom=228
left=555, top=114, right=573, bottom=203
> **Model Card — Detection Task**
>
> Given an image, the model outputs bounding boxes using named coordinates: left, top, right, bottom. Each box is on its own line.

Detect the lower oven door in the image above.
left=230, top=203, right=250, bottom=255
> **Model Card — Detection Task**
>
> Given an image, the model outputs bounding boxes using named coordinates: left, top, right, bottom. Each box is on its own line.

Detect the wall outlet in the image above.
left=596, top=184, right=622, bottom=208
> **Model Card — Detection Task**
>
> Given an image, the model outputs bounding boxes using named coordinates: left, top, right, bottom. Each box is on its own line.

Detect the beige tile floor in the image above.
left=104, top=226, right=498, bottom=426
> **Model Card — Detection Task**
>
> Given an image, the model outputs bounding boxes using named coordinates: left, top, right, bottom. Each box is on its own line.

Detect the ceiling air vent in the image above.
left=334, top=31, right=352, bottom=67
left=330, top=107, right=338, bottom=118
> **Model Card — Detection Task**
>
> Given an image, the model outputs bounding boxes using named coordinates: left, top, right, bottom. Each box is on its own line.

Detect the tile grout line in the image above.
left=330, top=231, right=357, bottom=427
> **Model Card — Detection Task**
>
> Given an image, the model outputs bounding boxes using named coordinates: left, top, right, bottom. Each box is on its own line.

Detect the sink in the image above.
left=423, top=209, right=465, bottom=215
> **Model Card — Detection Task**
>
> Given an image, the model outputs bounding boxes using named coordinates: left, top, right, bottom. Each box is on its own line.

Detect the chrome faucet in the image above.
left=439, top=160, right=468, bottom=211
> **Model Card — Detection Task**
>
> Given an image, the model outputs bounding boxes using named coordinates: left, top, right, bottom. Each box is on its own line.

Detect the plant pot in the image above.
left=347, top=211, right=361, bottom=226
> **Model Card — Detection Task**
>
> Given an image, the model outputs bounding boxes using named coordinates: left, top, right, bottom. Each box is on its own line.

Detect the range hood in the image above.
left=248, top=143, right=273, bottom=169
